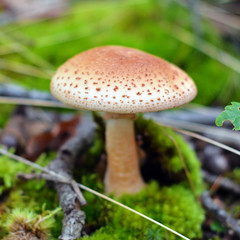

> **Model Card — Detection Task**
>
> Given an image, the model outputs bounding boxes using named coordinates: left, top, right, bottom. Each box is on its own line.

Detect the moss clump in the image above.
left=0, top=151, right=55, bottom=194
left=0, top=153, right=62, bottom=239
left=82, top=180, right=204, bottom=240
left=3, top=208, right=58, bottom=240
left=135, top=115, right=203, bottom=195
left=0, top=114, right=204, bottom=239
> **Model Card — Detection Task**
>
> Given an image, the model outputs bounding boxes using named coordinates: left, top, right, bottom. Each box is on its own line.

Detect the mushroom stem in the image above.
left=104, top=113, right=145, bottom=195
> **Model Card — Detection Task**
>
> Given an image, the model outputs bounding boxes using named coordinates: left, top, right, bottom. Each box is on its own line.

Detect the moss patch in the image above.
left=0, top=115, right=204, bottom=239
left=135, top=115, right=204, bottom=195
left=82, top=180, right=204, bottom=240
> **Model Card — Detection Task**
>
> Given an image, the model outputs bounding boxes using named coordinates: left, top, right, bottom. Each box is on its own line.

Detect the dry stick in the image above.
left=160, top=128, right=197, bottom=198
left=43, top=114, right=95, bottom=239
left=0, top=84, right=56, bottom=101
left=1, top=91, right=238, bottom=146
left=0, top=97, right=72, bottom=109
left=1, top=96, right=240, bottom=157
left=0, top=148, right=191, bottom=240
left=201, top=191, right=240, bottom=237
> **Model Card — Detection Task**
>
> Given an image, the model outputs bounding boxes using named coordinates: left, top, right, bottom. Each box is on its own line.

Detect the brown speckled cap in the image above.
left=51, top=46, right=197, bottom=113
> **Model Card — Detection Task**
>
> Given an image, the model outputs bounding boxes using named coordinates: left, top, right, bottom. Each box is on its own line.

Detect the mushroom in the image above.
left=50, top=46, right=197, bottom=195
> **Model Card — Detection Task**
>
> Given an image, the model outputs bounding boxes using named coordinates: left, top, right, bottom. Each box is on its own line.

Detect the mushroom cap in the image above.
left=51, top=46, right=197, bottom=113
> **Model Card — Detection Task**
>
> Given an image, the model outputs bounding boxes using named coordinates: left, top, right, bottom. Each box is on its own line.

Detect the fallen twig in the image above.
left=43, top=114, right=95, bottom=239
left=19, top=114, right=96, bottom=239
left=202, top=170, right=240, bottom=195
left=0, top=83, right=56, bottom=101
left=0, top=96, right=69, bottom=109
left=201, top=191, right=240, bottom=237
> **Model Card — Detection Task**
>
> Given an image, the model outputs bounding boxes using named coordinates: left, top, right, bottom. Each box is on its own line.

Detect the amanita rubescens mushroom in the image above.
left=50, top=46, right=197, bottom=195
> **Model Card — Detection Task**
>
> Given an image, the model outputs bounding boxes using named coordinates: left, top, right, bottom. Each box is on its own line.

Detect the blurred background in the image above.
left=0, top=0, right=240, bottom=107
left=1, top=2, right=240, bottom=239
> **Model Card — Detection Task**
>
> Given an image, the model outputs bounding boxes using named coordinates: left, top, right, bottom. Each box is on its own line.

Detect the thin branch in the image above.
left=0, top=95, right=239, bottom=157
left=201, top=191, right=240, bottom=237
left=18, top=172, right=87, bottom=207
left=0, top=148, right=191, bottom=240
left=202, top=170, right=240, bottom=195
left=0, top=97, right=73, bottom=109
left=0, top=84, right=55, bottom=100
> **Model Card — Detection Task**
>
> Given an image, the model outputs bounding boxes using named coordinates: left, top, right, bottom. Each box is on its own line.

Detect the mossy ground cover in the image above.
left=0, top=115, right=205, bottom=239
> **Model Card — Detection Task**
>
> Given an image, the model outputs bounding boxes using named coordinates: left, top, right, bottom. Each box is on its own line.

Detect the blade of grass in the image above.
left=2, top=0, right=147, bottom=33
left=1, top=6, right=123, bottom=54
left=0, top=148, right=191, bottom=240
left=0, top=59, right=52, bottom=78
left=0, top=73, right=20, bottom=84
left=159, top=21, right=240, bottom=74
left=0, top=31, right=55, bottom=73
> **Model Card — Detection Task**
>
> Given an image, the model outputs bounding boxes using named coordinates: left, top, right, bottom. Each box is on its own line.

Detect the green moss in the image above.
left=227, top=168, right=240, bottom=184
left=135, top=115, right=204, bottom=195
left=0, top=151, right=55, bottom=194
left=2, top=207, right=61, bottom=240
left=0, top=105, right=15, bottom=127
left=0, top=114, right=204, bottom=239
left=0, top=152, right=61, bottom=239
left=82, top=180, right=204, bottom=240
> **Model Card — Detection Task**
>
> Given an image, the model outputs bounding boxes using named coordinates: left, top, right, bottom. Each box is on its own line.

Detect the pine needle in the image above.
left=158, top=123, right=240, bottom=156
left=160, top=128, right=197, bottom=198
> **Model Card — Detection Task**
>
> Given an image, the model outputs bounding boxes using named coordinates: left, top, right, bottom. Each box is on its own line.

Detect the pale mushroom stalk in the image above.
left=104, top=113, right=145, bottom=195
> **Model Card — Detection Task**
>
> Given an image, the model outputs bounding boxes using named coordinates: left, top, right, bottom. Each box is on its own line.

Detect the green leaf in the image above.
left=216, top=102, right=240, bottom=130
left=210, top=220, right=225, bottom=233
